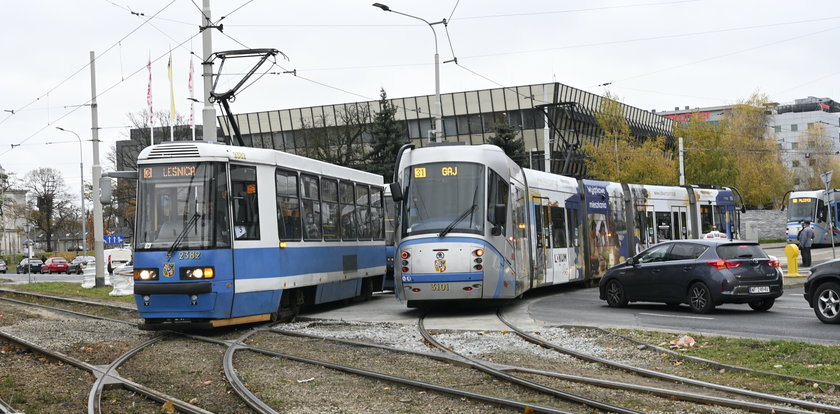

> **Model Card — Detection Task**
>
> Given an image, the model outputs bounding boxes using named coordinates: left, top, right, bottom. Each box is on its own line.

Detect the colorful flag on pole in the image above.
left=146, top=55, right=153, bottom=126
left=188, top=58, right=194, bottom=128
left=167, top=52, right=176, bottom=121
left=819, top=102, right=830, bottom=111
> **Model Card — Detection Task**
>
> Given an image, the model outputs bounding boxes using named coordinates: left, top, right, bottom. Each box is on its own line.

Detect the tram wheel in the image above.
left=275, top=289, right=304, bottom=321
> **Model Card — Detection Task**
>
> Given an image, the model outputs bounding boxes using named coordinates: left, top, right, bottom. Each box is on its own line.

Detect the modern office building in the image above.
left=118, top=82, right=675, bottom=178
left=658, top=97, right=840, bottom=187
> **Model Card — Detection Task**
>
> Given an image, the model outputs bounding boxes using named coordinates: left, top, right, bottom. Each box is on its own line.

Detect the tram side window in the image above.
left=321, top=179, right=340, bottom=240
left=700, top=206, right=714, bottom=234
left=275, top=169, right=301, bottom=240
left=370, top=188, right=384, bottom=241
left=487, top=169, right=509, bottom=226
left=339, top=181, right=357, bottom=240
left=356, top=185, right=371, bottom=240
left=550, top=206, right=567, bottom=248
left=301, top=174, right=322, bottom=241
left=655, top=212, right=672, bottom=241
left=567, top=208, right=580, bottom=247
left=231, top=165, right=260, bottom=240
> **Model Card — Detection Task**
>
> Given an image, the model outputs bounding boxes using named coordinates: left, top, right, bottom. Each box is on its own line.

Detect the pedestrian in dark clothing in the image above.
left=798, top=221, right=815, bottom=267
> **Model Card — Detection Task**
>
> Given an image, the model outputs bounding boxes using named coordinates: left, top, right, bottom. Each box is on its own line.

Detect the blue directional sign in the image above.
left=104, top=235, right=124, bottom=245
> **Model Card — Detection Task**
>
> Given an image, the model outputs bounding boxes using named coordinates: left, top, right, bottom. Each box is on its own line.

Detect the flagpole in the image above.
left=147, top=54, right=154, bottom=145
left=168, top=51, right=175, bottom=141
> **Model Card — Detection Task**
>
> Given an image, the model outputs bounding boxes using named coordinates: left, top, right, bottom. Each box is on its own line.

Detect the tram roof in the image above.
left=137, top=141, right=383, bottom=185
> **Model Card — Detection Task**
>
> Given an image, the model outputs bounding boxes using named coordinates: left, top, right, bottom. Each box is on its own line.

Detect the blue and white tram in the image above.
left=784, top=189, right=840, bottom=245
left=389, top=143, right=741, bottom=307
left=133, top=142, right=386, bottom=329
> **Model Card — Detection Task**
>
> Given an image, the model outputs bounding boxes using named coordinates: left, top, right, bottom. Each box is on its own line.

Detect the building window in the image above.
left=791, top=124, right=798, bottom=132
left=809, top=159, right=816, bottom=166
left=792, top=160, right=800, bottom=167
left=773, top=126, right=781, bottom=133
left=807, top=122, right=815, bottom=130
left=791, top=142, right=799, bottom=150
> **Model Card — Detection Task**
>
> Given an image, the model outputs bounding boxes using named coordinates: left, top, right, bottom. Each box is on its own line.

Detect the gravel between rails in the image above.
left=1, top=299, right=838, bottom=413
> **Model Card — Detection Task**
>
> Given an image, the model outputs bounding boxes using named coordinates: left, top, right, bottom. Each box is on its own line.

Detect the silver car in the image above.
left=0, top=259, right=6, bottom=273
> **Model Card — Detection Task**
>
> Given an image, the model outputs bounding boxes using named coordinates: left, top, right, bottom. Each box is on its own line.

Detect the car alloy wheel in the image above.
left=814, top=282, right=840, bottom=324
left=688, top=282, right=714, bottom=314
left=605, top=280, right=628, bottom=308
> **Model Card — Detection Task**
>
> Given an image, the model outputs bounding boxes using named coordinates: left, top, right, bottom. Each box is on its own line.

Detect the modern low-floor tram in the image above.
left=133, top=142, right=386, bottom=329
left=390, top=143, right=741, bottom=307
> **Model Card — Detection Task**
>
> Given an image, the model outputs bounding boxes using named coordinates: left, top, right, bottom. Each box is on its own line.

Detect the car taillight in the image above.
left=768, top=258, right=780, bottom=268
left=707, top=259, right=741, bottom=270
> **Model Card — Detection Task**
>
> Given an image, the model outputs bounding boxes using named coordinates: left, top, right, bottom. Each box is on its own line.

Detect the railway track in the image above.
left=496, top=310, right=840, bottom=414
left=1, top=288, right=838, bottom=413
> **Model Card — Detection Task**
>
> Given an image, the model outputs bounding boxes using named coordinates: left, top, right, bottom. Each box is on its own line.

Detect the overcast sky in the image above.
left=2, top=0, right=839, bottom=204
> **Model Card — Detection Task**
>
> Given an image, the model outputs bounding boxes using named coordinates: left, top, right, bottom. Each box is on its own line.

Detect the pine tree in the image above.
left=368, top=88, right=406, bottom=182
left=487, top=113, right=527, bottom=167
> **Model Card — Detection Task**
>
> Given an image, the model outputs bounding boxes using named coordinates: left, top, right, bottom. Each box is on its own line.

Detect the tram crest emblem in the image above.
left=434, top=259, right=446, bottom=273
left=163, top=262, right=175, bottom=278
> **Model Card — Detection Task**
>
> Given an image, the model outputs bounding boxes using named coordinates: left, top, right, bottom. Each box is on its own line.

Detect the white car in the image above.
left=104, top=248, right=132, bottom=274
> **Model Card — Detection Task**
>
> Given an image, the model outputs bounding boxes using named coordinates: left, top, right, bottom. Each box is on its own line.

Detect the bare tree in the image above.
left=23, top=168, right=74, bottom=252
left=298, top=104, right=372, bottom=169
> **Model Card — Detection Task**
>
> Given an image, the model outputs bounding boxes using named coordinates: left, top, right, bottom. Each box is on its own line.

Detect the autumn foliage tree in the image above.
left=677, top=92, right=790, bottom=208
left=583, top=93, right=678, bottom=184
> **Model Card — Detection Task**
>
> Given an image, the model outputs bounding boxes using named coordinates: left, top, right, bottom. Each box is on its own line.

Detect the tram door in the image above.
left=671, top=206, right=688, bottom=239
left=532, top=196, right=552, bottom=286
left=635, top=205, right=656, bottom=250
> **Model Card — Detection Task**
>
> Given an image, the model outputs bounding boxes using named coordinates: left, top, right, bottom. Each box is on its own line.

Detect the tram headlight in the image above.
left=133, top=268, right=158, bottom=281
left=473, top=249, right=484, bottom=257
left=400, top=251, right=410, bottom=259
left=181, top=266, right=215, bottom=280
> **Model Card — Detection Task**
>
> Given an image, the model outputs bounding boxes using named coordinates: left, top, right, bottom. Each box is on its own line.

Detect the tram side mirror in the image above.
left=99, top=177, right=113, bottom=205
left=389, top=182, right=403, bottom=202
left=491, top=204, right=506, bottom=236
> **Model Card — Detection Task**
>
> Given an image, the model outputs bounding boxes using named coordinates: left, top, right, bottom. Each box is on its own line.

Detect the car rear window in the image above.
left=669, top=243, right=707, bottom=260
left=716, top=244, right=768, bottom=260
left=54, top=259, right=67, bottom=263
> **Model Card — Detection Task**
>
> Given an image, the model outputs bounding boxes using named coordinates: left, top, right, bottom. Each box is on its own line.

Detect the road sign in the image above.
left=104, top=235, right=124, bottom=245
left=820, top=170, right=833, bottom=186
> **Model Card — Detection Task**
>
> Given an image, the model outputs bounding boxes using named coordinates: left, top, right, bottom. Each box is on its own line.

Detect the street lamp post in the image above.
left=373, top=3, right=445, bottom=142
left=56, top=127, right=87, bottom=257
left=23, top=223, right=31, bottom=284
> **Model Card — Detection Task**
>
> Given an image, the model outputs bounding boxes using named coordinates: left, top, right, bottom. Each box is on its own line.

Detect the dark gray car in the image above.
left=599, top=239, right=783, bottom=313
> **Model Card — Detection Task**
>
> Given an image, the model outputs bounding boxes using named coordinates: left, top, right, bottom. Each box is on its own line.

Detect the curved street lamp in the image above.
left=373, top=3, right=445, bottom=142
left=55, top=127, right=87, bottom=256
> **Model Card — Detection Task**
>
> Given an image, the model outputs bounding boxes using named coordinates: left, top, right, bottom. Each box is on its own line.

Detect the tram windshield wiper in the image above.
left=167, top=212, right=201, bottom=259
left=438, top=204, right=477, bottom=238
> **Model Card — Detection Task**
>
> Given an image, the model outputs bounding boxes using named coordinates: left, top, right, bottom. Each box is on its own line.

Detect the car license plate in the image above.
left=749, top=286, right=770, bottom=294
left=431, top=283, right=449, bottom=291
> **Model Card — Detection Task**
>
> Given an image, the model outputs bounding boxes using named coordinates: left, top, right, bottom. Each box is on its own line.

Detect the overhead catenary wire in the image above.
left=0, top=30, right=202, bottom=159
left=0, top=0, right=178, bottom=128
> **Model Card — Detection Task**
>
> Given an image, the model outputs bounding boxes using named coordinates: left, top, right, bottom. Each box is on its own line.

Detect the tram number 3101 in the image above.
left=431, top=283, right=449, bottom=291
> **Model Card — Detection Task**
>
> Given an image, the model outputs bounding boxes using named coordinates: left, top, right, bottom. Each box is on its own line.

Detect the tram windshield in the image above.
left=788, top=197, right=817, bottom=222
left=135, top=162, right=230, bottom=250
left=402, top=162, right=485, bottom=237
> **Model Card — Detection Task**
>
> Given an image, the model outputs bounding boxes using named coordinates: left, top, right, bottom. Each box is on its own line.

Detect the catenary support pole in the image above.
left=90, top=51, right=105, bottom=288
left=202, top=0, right=217, bottom=143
